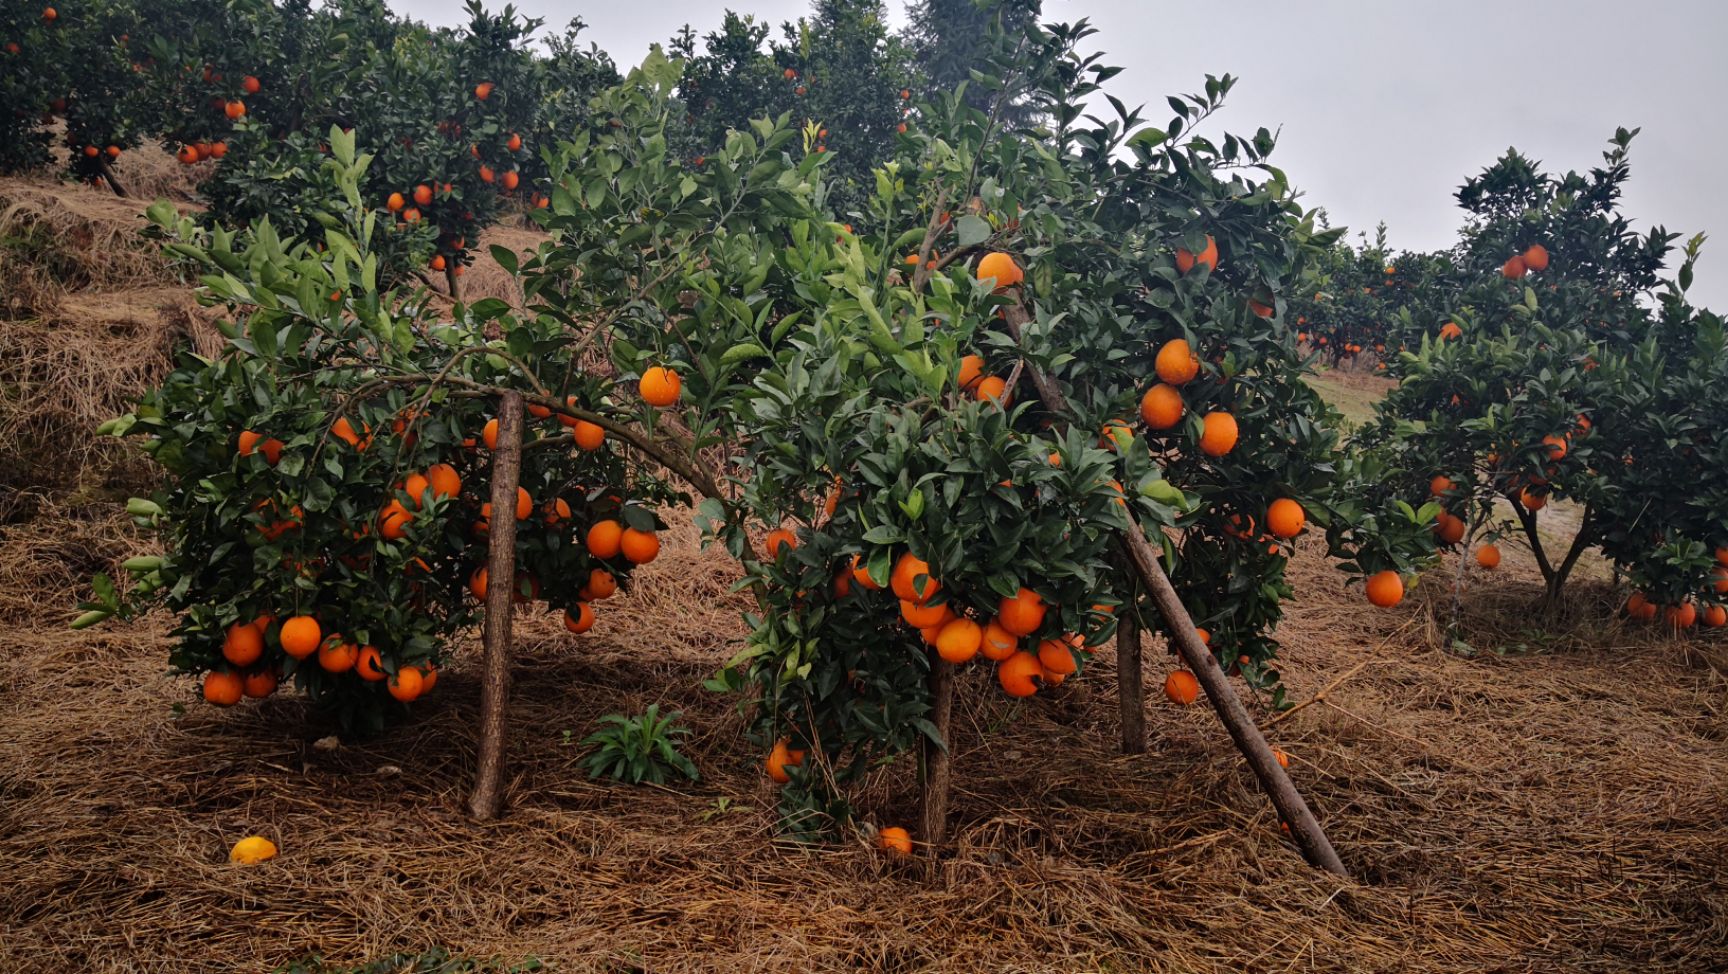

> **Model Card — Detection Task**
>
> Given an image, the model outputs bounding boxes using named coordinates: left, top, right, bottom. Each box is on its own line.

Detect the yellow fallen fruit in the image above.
left=229, top=835, right=278, bottom=864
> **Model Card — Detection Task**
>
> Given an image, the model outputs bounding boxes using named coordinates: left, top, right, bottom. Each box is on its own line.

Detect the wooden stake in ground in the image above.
left=467, top=391, right=523, bottom=820
left=1118, top=598, right=1146, bottom=755
left=999, top=299, right=1349, bottom=879
left=918, top=657, right=957, bottom=854
left=1118, top=531, right=1348, bottom=878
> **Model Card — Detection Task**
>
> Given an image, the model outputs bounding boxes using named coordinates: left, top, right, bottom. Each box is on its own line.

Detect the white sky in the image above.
left=398, top=0, right=1728, bottom=308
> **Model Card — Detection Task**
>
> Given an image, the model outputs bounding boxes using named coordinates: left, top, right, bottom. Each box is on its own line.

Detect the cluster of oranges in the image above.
left=202, top=367, right=687, bottom=708
left=1501, top=243, right=1550, bottom=281
left=201, top=612, right=439, bottom=706
left=1622, top=549, right=1728, bottom=630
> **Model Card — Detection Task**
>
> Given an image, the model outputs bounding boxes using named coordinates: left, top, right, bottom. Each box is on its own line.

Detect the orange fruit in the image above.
left=386, top=192, right=405, bottom=212
left=224, top=100, right=246, bottom=119
left=1163, top=669, right=1199, bottom=705
left=587, top=520, right=624, bottom=559
left=280, top=616, right=321, bottom=659
left=1713, top=567, right=1728, bottom=595
left=1665, top=603, right=1698, bottom=629
left=241, top=74, right=260, bottom=94
left=1365, top=570, right=1404, bottom=608
left=849, top=554, right=882, bottom=590
left=891, top=553, right=939, bottom=603
left=387, top=666, right=423, bottom=702
left=379, top=499, right=414, bottom=540
left=1140, top=383, right=1184, bottom=429
left=426, top=463, right=460, bottom=500
left=1542, top=434, right=1568, bottom=461
left=766, top=738, right=806, bottom=784
left=228, top=835, right=278, bottom=864
left=975, top=251, right=1023, bottom=288
left=934, top=618, right=982, bottom=664
left=900, top=599, right=951, bottom=629
left=203, top=670, right=244, bottom=706
left=973, top=375, right=1008, bottom=404
left=331, top=416, right=369, bottom=449
left=878, top=826, right=913, bottom=856
left=544, top=497, right=572, bottom=525
left=1519, top=488, right=1547, bottom=512
left=1174, top=235, right=1218, bottom=274
left=1036, top=635, right=1080, bottom=676
left=573, top=419, right=605, bottom=451
left=620, top=528, right=660, bottom=564
left=763, top=529, right=798, bottom=559
left=318, top=638, right=358, bottom=673
left=996, top=587, right=1045, bottom=636
left=1195, top=627, right=1212, bottom=646
left=1199, top=412, right=1239, bottom=457
left=581, top=568, right=619, bottom=601
left=980, top=620, right=1019, bottom=661
left=1434, top=512, right=1465, bottom=545
left=413, top=184, right=432, bottom=206
left=468, top=567, right=489, bottom=601
left=563, top=603, right=596, bottom=634
left=1438, top=322, right=1462, bottom=341
left=956, top=354, right=985, bottom=392
left=502, top=170, right=519, bottom=190
left=223, top=621, right=263, bottom=667
left=475, top=81, right=493, bottom=99
left=511, top=486, right=532, bottom=521
left=1523, top=244, right=1549, bottom=272
left=996, top=651, right=1043, bottom=698
left=1475, top=544, right=1502, bottom=569
left=1248, top=299, right=1274, bottom=318
left=1502, top=255, right=1527, bottom=280
left=507, top=132, right=522, bottom=152
left=1625, top=592, right=1648, bottom=617
left=356, top=645, right=387, bottom=681
left=1703, top=605, right=1727, bottom=628
left=1716, top=547, right=1728, bottom=567
left=403, top=471, right=431, bottom=507
left=1266, top=498, right=1305, bottom=539
left=1429, top=475, right=1454, bottom=497
left=1154, top=339, right=1200, bottom=385
left=482, top=418, right=500, bottom=450
left=1273, top=748, right=1290, bottom=769
left=241, top=668, right=278, bottom=699
left=639, top=367, right=682, bottom=407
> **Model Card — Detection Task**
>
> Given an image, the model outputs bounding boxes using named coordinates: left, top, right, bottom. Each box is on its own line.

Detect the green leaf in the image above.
left=955, top=215, right=991, bottom=248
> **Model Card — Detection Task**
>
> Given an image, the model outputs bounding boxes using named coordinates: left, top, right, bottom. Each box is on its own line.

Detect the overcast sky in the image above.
left=398, top=0, right=1728, bottom=308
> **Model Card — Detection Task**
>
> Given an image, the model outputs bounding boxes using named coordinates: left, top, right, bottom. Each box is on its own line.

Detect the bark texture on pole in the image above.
left=1000, top=297, right=1349, bottom=879
left=1118, top=530, right=1349, bottom=878
left=918, top=658, right=956, bottom=855
left=96, top=156, right=128, bottom=198
left=1118, top=601, right=1146, bottom=755
left=467, top=391, right=523, bottom=820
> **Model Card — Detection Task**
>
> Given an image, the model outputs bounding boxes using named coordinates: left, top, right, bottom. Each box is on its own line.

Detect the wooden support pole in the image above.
left=467, top=391, right=523, bottom=820
left=96, top=155, right=129, bottom=198
left=1118, top=597, right=1146, bottom=755
left=999, top=297, right=1349, bottom=879
left=918, top=657, right=956, bottom=855
left=1119, top=530, right=1349, bottom=878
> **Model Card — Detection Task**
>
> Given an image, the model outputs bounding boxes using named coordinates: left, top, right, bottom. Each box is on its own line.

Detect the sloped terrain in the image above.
left=2, top=162, right=1726, bottom=974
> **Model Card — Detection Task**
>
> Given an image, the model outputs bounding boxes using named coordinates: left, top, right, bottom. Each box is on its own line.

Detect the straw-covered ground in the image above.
left=3, top=165, right=1727, bottom=974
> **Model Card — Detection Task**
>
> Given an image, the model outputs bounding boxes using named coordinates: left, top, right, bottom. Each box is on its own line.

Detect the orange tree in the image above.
left=503, top=26, right=1434, bottom=833
left=81, top=31, right=1427, bottom=849
left=79, top=128, right=683, bottom=732
left=1596, top=239, right=1728, bottom=627
left=1284, top=228, right=1460, bottom=370
left=1356, top=130, right=1691, bottom=614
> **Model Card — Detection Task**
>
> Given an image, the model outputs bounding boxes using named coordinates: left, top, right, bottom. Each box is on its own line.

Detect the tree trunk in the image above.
left=467, top=391, right=523, bottom=820
left=1117, top=530, right=1350, bottom=879
left=918, top=657, right=956, bottom=855
left=1118, top=599, right=1146, bottom=755
left=445, top=263, right=461, bottom=301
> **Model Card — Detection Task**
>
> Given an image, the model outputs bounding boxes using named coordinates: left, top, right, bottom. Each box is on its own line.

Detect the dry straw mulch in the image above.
left=4, top=518, right=1727, bottom=973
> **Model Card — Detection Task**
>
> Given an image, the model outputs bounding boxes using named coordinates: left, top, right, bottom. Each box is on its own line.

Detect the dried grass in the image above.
left=1, top=511, right=1725, bottom=972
